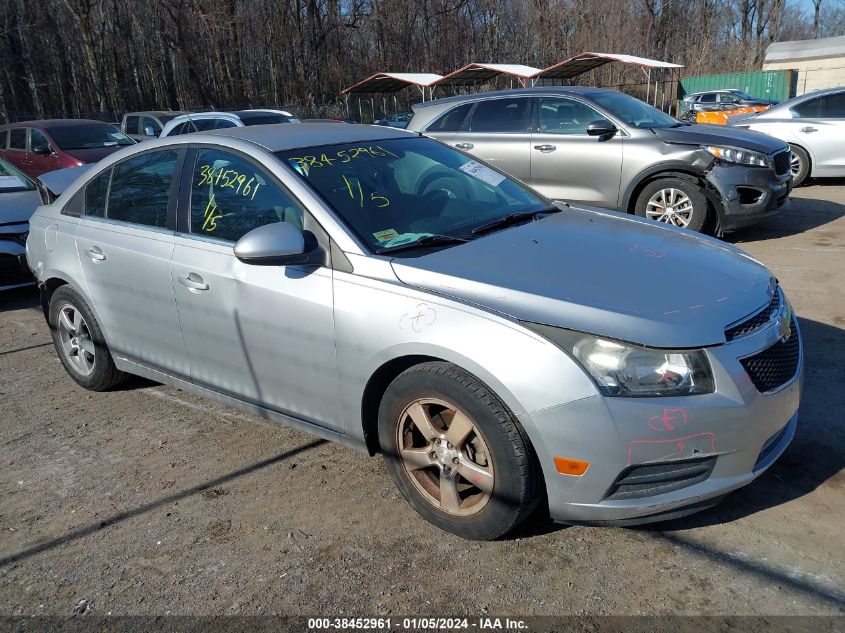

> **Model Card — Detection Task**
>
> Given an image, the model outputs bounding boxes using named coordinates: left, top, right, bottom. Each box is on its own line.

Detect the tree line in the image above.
left=1, top=0, right=843, bottom=123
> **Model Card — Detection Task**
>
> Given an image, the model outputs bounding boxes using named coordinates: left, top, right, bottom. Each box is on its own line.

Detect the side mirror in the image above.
left=31, top=145, right=52, bottom=155
left=234, top=222, right=313, bottom=266
left=586, top=120, right=617, bottom=138
left=144, top=126, right=157, bottom=137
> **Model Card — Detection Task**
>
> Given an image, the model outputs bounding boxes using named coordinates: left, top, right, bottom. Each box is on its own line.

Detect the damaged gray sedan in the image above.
left=26, top=124, right=801, bottom=539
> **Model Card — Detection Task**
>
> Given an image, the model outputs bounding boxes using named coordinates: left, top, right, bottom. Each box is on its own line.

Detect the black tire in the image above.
left=378, top=361, right=543, bottom=540
left=634, top=175, right=711, bottom=233
left=789, top=144, right=810, bottom=187
left=49, top=286, right=127, bottom=391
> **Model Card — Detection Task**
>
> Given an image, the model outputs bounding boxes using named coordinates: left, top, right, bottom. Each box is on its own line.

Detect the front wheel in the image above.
left=635, top=176, right=711, bottom=232
left=378, top=362, right=543, bottom=540
left=789, top=145, right=810, bottom=186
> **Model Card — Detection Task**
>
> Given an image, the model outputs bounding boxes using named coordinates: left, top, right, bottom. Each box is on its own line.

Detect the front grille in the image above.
left=772, top=149, right=790, bottom=177
left=740, top=320, right=800, bottom=392
left=0, top=253, right=30, bottom=286
left=603, top=456, right=717, bottom=501
left=725, top=289, right=780, bottom=341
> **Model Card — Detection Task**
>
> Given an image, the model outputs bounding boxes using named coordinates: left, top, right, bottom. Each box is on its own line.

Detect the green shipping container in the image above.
left=678, top=69, right=797, bottom=106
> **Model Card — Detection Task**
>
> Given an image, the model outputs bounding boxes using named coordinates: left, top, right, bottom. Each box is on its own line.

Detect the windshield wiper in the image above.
left=471, top=206, right=560, bottom=236
left=375, top=234, right=470, bottom=254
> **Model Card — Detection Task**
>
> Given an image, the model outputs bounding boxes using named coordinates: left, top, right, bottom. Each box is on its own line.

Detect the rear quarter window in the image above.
left=426, top=103, right=472, bottom=132
left=124, top=116, right=140, bottom=135
left=85, top=170, right=111, bottom=217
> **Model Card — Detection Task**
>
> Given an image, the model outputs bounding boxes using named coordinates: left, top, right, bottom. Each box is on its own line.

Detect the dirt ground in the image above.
left=1, top=182, right=843, bottom=618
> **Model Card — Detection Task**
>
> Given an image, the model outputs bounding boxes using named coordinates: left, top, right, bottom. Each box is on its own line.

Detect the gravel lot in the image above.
left=1, top=182, right=843, bottom=617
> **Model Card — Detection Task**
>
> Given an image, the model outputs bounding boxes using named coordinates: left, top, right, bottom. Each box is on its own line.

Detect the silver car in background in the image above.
left=408, top=87, right=792, bottom=235
left=26, top=124, right=802, bottom=539
left=730, top=86, right=845, bottom=186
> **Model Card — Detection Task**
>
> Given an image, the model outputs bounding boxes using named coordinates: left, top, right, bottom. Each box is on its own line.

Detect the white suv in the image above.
left=160, top=109, right=299, bottom=137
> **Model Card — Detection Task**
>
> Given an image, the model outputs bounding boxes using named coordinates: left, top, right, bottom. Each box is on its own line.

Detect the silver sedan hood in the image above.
left=391, top=208, right=773, bottom=348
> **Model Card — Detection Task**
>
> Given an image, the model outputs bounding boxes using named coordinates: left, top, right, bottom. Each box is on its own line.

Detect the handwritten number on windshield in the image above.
left=342, top=174, right=389, bottom=208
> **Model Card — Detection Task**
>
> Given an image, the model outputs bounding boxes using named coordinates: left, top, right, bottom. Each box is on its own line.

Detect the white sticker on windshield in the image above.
left=458, top=160, right=506, bottom=187
left=0, top=175, right=25, bottom=189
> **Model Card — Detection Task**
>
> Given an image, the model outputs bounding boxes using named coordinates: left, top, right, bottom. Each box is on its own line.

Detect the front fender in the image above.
left=332, top=271, right=598, bottom=445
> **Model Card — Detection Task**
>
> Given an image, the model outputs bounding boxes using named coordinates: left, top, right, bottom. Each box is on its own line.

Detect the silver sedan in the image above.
left=26, top=124, right=802, bottom=539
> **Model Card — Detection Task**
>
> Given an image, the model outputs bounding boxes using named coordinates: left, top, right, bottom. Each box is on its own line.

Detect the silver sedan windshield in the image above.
left=276, top=137, right=549, bottom=252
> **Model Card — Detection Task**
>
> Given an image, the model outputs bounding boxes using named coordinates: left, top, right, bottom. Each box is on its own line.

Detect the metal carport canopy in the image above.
left=433, top=63, right=542, bottom=87
left=342, top=72, right=443, bottom=94
left=533, top=52, right=683, bottom=80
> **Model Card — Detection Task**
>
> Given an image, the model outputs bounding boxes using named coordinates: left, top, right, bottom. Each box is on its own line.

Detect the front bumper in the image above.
left=705, top=162, right=791, bottom=233
left=519, top=318, right=802, bottom=524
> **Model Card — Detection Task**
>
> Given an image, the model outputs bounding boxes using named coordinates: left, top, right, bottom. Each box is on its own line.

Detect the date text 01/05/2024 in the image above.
left=306, top=617, right=529, bottom=631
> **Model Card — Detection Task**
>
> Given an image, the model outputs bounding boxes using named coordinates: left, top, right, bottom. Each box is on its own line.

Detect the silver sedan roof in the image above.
left=206, top=123, right=418, bottom=152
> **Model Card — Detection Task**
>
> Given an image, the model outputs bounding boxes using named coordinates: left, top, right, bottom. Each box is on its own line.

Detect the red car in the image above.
left=0, top=119, right=134, bottom=178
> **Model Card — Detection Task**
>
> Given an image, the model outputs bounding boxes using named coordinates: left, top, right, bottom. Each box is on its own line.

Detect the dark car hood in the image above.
left=0, top=189, right=42, bottom=225
left=652, top=123, right=787, bottom=154
left=63, top=146, right=124, bottom=163
left=391, top=208, right=774, bottom=348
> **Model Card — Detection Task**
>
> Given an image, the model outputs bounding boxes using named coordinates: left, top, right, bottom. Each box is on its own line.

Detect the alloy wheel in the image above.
left=57, top=303, right=96, bottom=376
left=395, top=398, right=494, bottom=516
left=790, top=152, right=803, bottom=179
left=645, top=188, right=694, bottom=227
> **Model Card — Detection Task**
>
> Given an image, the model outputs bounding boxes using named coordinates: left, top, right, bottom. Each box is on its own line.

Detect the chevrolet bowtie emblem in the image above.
left=776, top=305, right=792, bottom=342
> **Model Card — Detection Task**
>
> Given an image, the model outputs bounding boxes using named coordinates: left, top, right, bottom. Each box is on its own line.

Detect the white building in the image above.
left=763, top=34, right=845, bottom=95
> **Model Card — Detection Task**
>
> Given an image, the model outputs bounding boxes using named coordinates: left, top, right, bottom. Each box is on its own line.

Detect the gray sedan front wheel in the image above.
left=378, top=362, right=543, bottom=539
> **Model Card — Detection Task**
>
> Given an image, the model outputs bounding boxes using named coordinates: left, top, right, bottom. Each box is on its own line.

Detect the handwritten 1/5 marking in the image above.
left=201, top=193, right=222, bottom=232
left=197, top=164, right=261, bottom=200
left=289, top=145, right=400, bottom=170
left=341, top=174, right=389, bottom=207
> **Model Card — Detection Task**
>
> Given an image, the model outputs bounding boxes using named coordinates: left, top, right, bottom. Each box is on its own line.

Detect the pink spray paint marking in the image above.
left=648, top=407, right=688, bottom=432
left=627, top=433, right=716, bottom=465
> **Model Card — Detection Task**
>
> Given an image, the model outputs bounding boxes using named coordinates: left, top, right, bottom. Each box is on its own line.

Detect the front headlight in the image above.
left=703, top=145, right=768, bottom=167
left=524, top=323, right=715, bottom=397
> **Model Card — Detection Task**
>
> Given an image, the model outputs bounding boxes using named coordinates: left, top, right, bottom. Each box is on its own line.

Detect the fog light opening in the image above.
left=736, top=186, right=764, bottom=205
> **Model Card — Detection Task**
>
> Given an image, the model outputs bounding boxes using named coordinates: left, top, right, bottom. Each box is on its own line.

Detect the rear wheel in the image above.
left=49, top=286, right=127, bottom=391
left=378, top=362, right=542, bottom=540
left=789, top=144, right=810, bottom=186
left=635, top=176, right=710, bottom=232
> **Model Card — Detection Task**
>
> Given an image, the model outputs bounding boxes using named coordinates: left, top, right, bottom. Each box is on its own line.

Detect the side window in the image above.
left=213, top=118, right=238, bottom=130
left=427, top=103, right=472, bottom=132
left=30, top=129, right=51, bottom=153
left=467, top=98, right=531, bottom=133
left=85, top=170, right=110, bottom=218
left=193, top=119, right=216, bottom=132
left=141, top=117, right=162, bottom=136
left=538, top=97, right=608, bottom=135
left=0, top=130, right=8, bottom=149
left=124, top=116, right=140, bottom=135
left=170, top=122, right=188, bottom=136
left=190, top=148, right=302, bottom=243
left=819, top=92, right=845, bottom=118
left=9, top=128, right=26, bottom=150
left=699, top=94, right=717, bottom=103
left=718, top=94, right=739, bottom=104
left=793, top=98, right=819, bottom=118
left=106, top=150, right=178, bottom=228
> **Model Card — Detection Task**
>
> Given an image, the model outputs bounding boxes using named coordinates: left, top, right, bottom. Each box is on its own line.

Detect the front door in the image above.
left=529, top=96, right=624, bottom=207
left=171, top=147, right=340, bottom=428
left=450, top=97, right=533, bottom=182
left=28, top=129, right=63, bottom=176
left=75, top=149, right=190, bottom=378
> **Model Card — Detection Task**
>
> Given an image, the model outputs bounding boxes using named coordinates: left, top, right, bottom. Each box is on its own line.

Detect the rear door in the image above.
left=529, top=95, right=624, bottom=206
left=75, top=148, right=190, bottom=378
left=170, top=146, right=340, bottom=428
left=450, top=97, right=533, bottom=182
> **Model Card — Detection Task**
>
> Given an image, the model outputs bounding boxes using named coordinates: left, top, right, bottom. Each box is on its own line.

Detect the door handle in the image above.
left=178, top=273, right=209, bottom=292
left=454, top=142, right=474, bottom=150
left=534, top=144, right=557, bottom=152
left=85, top=247, right=106, bottom=261
left=799, top=126, right=817, bottom=133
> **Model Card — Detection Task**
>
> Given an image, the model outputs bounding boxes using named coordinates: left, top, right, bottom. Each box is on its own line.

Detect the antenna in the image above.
left=177, top=97, right=199, bottom=133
